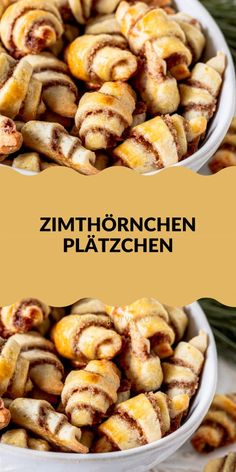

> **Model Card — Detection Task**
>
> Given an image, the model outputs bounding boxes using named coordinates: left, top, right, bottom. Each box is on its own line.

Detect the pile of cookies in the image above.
left=209, top=117, right=236, bottom=173
left=0, top=0, right=226, bottom=174
left=0, top=297, right=208, bottom=453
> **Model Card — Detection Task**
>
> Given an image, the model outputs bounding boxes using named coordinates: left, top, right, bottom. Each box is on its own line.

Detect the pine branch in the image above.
left=199, top=299, right=236, bottom=361
left=200, top=0, right=236, bottom=64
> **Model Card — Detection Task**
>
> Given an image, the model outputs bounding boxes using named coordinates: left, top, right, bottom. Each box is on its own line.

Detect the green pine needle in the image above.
left=199, top=299, right=236, bottom=360
left=200, top=0, right=236, bottom=64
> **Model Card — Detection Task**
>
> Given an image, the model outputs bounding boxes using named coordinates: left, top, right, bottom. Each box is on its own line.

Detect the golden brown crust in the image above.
left=11, top=332, right=64, bottom=395
left=171, top=12, right=205, bottom=62
left=0, top=0, right=64, bottom=57
left=0, top=398, right=11, bottom=430
left=192, top=393, right=236, bottom=453
left=204, top=453, right=236, bottom=472
left=113, top=114, right=207, bottom=173
left=0, top=425, right=51, bottom=450
left=108, top=298, right=186, bottom=358
left=116, top=1, right=192, bottom=79
left=61, top=360, right=120, bottom=427
left=135, top=41, right=180, bottom=115
left=0, top=301, right=208, bottom=455
left=0, top=52, right=44, bottom=121
left=21, top=120, right=98, bottom=175
left=0, top=336, right=31, bottom=399
left=209, top=150, right=236, bottom=174
left=94, top=391, right=189, bottom=452
left=85, top=14, right=121, bottom=36
left=67, top=34, right=137, bottom=86
left=75, top=81, right=136, bottom=150
left=25, top=52, right=78, bottom=118
left=163, top=331, right=208, bottom=401
left=0, top=114, right=22, bottom=156
left=10, top=398, right=88, bottom=453
left=0, top=299, right=50, bottom=335
left=68, top=0, right=121, bottom=24
left=180, top=52, right=226, bottom=122
left=118, top=321, right=163, bottom=393
left=209, top=117, right=236, bottom=173
left=52, top=313, right=122, bottom=364
left=12, top=152, right=41, bottom=172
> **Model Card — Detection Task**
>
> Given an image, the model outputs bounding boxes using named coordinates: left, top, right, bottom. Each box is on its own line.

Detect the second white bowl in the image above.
left=0, top=302, right=217, bottom=472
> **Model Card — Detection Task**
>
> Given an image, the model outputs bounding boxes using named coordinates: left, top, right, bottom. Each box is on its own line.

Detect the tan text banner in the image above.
left=0, top=166, right=235, bottom=306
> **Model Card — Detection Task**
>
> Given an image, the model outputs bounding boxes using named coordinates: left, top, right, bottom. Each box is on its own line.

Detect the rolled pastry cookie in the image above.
left=61, top=360, right=120, bottom=427
left=52, top=313, right=122, bottom=365
left=21, top=121, right=98, bottom=175
left=0, top=115, right=22, bottom=157
left=75, top=81, right=136, bottom=150
left=10, top=398, right=88, bottom=453
left=0, top=0, right=64, bottom=57
left=94, top=391, right=189, bottom=452
left=113, top=114, right=207, bottom=172
left=0, top=299, right=50, bottom=334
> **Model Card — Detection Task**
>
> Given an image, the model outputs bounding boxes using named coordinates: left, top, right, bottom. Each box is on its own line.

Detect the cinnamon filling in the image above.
left=0, top=61, right=17, bottom=89
left=118, top=379, right=131, bottom=393
left=221, top=143, right=236, bottom=153
left=26, top=20, right=59, bottom=53
left=1, top=119, right=14, bottom=134
left=42, top=78, right=78, bottom=97
left=166, top=379, right=198, bottom=396
left=168, top=413, right=183, bottom=434
left=67, top=402, right=104, bottom=425
left=110, top=59, right=131, bottom=79
left=115, top=409, right=148, bottom=445
left=187, top=79, right=214, bottom=96
left=184, top=102, right=216, bottom=115
left=54, top=416, right=67, bottom=435
left=67, top=140, right=84, bottom=162
left=79, top=108, right=129, bottom=131
left=82, top=125, right=120, bottom=148
left=96, top=431, right=119, bottom=452
left=134, top=101, right=147, bottom=116
left=51, top=127, right=64, bottom=154
left=38, top=404, right=49, bottom=429
left=13, top=299, right=45, bottom=331
left=151, top=332, right=171, bottom=345
left=169, top=357, right=197, bottom=373
left=87, top=38, right=127, bottom=80
left=72, top=317, right=113, bottom=356
left=197, top=419, right=226, bottom=451
left=166, top=53, right=188, bottom=70
left=29, top=356, right=64, bottom=373
left=64, top=385, right=114, bottom=409
left=146, top=392, right=164, bottom=435
left=162, top=115, right=180, bottom=157
left=34, top=65, right=68, bottom=74
left=130, top=130, right=163, bottom=168
left=20, top=343, right=55, bottom=354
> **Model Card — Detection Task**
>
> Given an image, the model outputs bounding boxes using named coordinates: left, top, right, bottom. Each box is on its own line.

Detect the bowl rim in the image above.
left=0, top=301, right=217, bottom=461
left=0, top=0, right=235, bottom=177
left=145, top=0, right=236, bottom=175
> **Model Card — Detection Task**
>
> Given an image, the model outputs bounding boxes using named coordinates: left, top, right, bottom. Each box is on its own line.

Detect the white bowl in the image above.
left=0, top=0, right=235, bottom=177
left=147, top=0, right=236, bottom=174
left=0, top=302, right=217, bottom=472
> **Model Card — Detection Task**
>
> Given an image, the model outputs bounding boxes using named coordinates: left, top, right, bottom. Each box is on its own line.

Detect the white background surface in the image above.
left=157, top=109, right=236, bottom=469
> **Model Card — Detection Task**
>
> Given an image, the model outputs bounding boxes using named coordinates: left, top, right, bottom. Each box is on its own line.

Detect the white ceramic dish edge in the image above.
left=0, top=302, right=217, bottom=472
